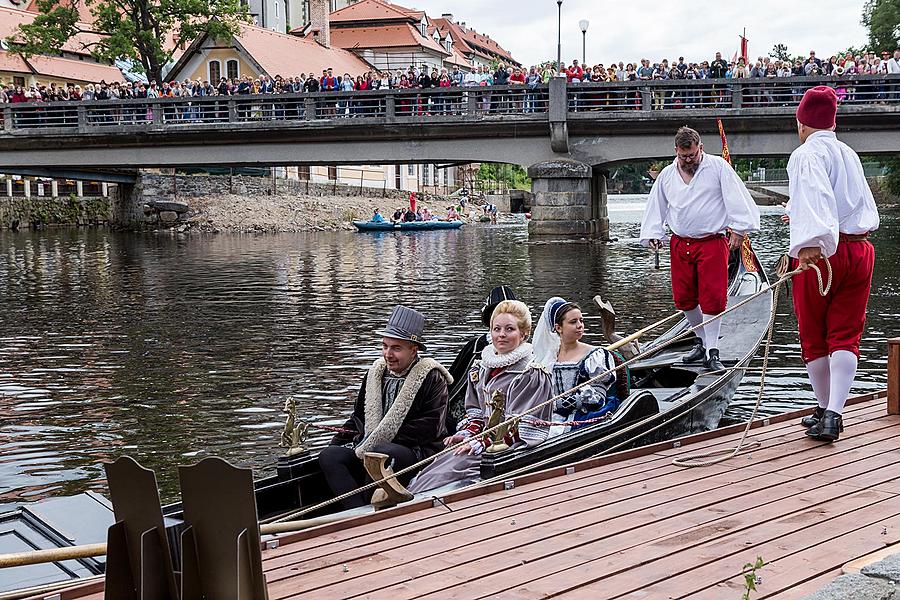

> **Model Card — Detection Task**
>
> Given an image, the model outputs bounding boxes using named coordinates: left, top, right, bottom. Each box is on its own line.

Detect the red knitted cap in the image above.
left=796, top=86, right=837, bottom=130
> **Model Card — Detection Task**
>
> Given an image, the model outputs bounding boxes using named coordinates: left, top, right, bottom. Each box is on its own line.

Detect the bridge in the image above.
left=2, top=75, right=898, bottom=236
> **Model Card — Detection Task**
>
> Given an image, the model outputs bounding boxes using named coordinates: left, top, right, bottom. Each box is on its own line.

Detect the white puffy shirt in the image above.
left=639, top=153, right=760, bottom=244
left=786, top=131, right=879, bottom=258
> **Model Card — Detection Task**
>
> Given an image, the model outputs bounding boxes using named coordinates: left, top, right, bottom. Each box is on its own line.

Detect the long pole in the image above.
left=582, top=31, right=586, bottom=65
left=556, top=1, right=562, bottom=76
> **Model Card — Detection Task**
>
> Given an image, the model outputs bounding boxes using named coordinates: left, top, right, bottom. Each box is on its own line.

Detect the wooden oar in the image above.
left=0, top=512, right=353, bottom=569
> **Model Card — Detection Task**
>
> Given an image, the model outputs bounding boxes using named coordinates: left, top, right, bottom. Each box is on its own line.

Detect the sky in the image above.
left=406, top=0, right=870, bottom=66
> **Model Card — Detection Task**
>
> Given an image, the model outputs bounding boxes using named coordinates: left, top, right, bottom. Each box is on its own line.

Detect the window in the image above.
left=226, top=59, right=239, bottom=80
left=13, top=76, right=25, bottom=87
left=407, top=164, right=415, bottom=176
left=297, top=166, right=310, bottom=180
left=327, top=166, right=337, bottom=181
left=274, top=1, right=278, bottom=17
left=423, top=166, right=430, bottom=186
left=208, top=60, right=221, bottom=82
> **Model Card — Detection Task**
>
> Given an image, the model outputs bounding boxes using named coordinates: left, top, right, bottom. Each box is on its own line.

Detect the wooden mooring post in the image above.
left=889, top=338, right=900, bottom=415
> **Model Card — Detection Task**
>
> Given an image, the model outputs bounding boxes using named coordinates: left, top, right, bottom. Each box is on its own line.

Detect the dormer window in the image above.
left=420, top=18, right=427, bottom=36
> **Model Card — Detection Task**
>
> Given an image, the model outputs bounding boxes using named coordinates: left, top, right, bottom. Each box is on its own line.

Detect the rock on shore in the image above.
left=182, top=193, right=446, bottom=233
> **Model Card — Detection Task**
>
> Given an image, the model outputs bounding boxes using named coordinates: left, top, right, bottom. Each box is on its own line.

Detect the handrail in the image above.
left=1, top=75, right=897, bottom=135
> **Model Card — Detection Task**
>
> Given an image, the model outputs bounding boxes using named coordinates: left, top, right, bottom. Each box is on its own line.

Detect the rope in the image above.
left=266, top=259, right=830, bottom=522
left=671, top=258, right=831, bottom=467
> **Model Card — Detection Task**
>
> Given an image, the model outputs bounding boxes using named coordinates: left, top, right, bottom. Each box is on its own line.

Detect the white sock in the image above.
left=702, top=313, right=722, bottom=354
left=805, top=357, right=830, bottom=410
left=827, top=351, right=858, bottom=415
left=683, top=307, right=706, bottom=347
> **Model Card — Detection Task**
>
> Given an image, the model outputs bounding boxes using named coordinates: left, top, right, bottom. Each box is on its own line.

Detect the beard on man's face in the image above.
left=680, top=160, right=699, bottom=175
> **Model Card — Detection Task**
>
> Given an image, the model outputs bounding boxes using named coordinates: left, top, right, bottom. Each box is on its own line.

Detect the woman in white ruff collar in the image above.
left=408, top=300, right=552, bottom=493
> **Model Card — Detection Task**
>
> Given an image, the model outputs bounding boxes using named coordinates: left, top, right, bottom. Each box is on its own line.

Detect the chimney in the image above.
left=441, top=13, right=453, bottom=21
left=309, top=0, right=330, bottom=47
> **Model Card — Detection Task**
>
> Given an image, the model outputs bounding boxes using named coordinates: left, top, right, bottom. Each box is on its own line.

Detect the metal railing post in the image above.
left=732, top=83, right=743, bottom=109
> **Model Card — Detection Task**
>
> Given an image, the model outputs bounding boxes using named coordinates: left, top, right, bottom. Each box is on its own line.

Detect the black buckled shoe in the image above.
left=800, top=407, right=825, bottom=428
left=806, top=410, right=843, bottom=442
left=682, top=338, right=705, bottom=364
left=704, top=348, right=725, bottom=372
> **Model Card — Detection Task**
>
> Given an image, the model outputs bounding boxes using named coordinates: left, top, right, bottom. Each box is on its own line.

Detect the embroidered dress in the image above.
left=549, top=347, right=619, bottom=437
left=407, top=343, right=552, bottom=493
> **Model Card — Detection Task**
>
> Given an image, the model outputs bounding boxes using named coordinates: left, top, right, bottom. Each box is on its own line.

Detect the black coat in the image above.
left=331, top=368, right=449, bottom=460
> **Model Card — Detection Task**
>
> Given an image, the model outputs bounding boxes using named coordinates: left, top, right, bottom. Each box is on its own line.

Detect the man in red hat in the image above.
left=640, top=126, right=760, bottom=372
left=787, top=85, right=880, bottom=442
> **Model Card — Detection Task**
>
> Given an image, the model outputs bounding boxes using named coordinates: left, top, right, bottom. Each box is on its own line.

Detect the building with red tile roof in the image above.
left=290, top=0, right=517, bottom=74
left=166, top=22, right=372, bottom=84
left=1, top=6, right=126, bottom=88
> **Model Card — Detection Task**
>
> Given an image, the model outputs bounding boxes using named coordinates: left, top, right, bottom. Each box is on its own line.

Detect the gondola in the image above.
left=0, top=243, right=771, bottom=595
left=352, top=219, right=464, bottom=232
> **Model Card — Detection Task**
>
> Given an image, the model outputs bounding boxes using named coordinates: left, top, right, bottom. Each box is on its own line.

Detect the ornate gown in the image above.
left=408, top=343, right=552, bottom=493
left=548, top=347, right=620, bottom=437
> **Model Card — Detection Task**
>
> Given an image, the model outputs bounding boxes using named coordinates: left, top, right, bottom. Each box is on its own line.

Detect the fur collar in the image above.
left=355, top=357, right=453, bottom=458
left=480, top=342, right=534, bottom=370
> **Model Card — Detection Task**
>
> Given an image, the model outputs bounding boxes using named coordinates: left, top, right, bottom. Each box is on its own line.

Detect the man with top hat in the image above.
left=640, top=126, right=761, bottom=372
left=318, top=306, right=452, bottom=509
left=787, top=86, right=879, bottom=442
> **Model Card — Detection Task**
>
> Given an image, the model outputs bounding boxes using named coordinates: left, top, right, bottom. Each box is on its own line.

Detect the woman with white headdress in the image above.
left=532, top=297, right=624, bottom=437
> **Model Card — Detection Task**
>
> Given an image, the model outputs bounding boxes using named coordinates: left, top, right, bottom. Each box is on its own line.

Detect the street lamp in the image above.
left=579, top=19, right=589, bottom=65
left=556, top=0, right=563, bottom=77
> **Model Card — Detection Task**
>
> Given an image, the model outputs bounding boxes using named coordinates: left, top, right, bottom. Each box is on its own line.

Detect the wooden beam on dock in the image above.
left=889, top=338, right=900, bottom=415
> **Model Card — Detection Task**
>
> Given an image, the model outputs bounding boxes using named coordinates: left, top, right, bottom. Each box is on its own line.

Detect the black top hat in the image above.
left=376, top=305, right=427, bottom=351
left=480, top=286, right=517, bottom=327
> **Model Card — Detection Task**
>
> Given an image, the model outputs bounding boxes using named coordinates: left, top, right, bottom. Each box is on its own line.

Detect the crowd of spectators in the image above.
left=1, top=48, right=898, bottom=111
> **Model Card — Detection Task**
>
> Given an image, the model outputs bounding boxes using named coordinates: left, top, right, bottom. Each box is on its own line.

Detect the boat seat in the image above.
left=643, top=388, right=688, bottom=403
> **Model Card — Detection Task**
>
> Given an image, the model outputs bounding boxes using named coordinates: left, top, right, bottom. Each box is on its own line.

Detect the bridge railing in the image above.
left=566, top=74, right=900, bottom=112
left=2, top=75, right=897, bottom=133
left=1, top=84, right=550, bottom=132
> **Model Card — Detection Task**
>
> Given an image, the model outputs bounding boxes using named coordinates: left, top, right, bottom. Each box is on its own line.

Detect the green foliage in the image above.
left=861, top=0, right=900, bottom=53
left=8, top=0, right=251, bottom=84
left=477, top=163, right=531, bottom=191
left=881, top=156, right=900, bottom=196
left=769, top=44, right=791, bottom=61
left=742, top=556, right=765, bottom=600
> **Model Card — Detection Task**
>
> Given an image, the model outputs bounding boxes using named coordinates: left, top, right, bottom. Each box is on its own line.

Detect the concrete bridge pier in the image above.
left=527, top=160, right=609, bottom=240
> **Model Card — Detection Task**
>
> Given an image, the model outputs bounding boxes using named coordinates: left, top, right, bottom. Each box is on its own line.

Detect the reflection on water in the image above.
left=0, top=196, right=897, bottom=503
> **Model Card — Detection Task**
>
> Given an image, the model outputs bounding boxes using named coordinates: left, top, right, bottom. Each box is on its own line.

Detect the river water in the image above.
left=1, top=196, right=897, bottom=504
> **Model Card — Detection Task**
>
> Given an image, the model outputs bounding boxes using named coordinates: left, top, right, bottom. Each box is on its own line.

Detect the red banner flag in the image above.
left=740, top=32, right=749, bottom=63
left=717, top=118, right=732, bottom=165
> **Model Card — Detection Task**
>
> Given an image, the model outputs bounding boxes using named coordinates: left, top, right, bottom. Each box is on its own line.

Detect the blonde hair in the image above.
left=490, top=300, right=532, bottom=338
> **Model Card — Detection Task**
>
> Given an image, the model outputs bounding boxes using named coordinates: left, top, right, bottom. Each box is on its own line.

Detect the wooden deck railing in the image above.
left=889, top=338, right=900, bottom=415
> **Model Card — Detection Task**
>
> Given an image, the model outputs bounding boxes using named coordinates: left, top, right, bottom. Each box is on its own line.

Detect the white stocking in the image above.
left=805, top=357, right=830, bottom=410
left=827, top=351, right=858, bottom=415
left=683, top=307, right=705, bottom=347
left=702, top=313, right=722, bottom=353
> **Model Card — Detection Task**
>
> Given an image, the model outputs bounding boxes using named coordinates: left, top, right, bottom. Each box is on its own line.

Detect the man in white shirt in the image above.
left=787, top=86, right=879, bottom=443
left=640, top=127, right=760, bottom=372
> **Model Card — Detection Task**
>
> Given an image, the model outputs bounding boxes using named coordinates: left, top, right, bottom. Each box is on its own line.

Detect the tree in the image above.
left=769, top=44, right=791, bottom=61
left=9, top=0, right=251, bottom=84
left=861, top=0, right=900, bottom=53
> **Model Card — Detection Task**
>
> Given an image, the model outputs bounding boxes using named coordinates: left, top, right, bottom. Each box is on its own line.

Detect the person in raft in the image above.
left=786, top=86, right=879, bottom=442
left=407, top=300, right=552, bottom=493
left=318, top=305, right=452, bottom=509
left=531, top=297, right=626, bottom=437
left=639, top=126, right=760, bottom=372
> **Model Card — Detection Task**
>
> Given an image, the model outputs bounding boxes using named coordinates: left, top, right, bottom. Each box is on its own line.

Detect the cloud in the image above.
left=406, top=0, right=869, bottom=65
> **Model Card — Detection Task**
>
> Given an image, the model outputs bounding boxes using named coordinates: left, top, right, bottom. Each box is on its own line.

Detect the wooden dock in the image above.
left=44, top=389, right=900, bottom=600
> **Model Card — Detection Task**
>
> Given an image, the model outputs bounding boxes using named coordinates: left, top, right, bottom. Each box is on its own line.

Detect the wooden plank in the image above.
left=645, top=512, right=900, bottom=599
left=550, top=492, right=900, bottom=599
left=266, top=414, right=900, bottom=584
left=262, top=402, right=893, bottom=572
left=761, top=568, right=844, bottom=599
left=889, top=338, right=900, bottom=415
left=344, top=448, right=900, bottom=600
left=273, top=435, right=900, bottom=600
